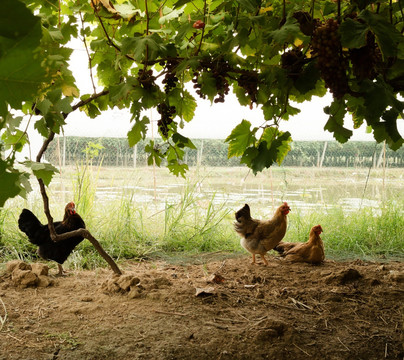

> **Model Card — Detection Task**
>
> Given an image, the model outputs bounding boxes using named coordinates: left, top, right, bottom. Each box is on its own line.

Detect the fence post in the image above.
left=63, top=135, right=66, bottom=167
left=319, top=141, right=327, bottom=168
left=197, top=139, right=204, bottom=166
left=133, top=144, right=137, bottom=168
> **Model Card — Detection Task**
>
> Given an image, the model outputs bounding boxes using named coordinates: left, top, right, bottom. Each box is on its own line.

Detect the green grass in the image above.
left=0, top=166, right=403, bottom=271
left=283, top=203, right=404, bottom=260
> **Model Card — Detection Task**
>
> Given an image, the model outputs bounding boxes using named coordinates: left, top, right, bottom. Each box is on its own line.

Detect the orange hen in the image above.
left=274, top=225, right=324, bottom=264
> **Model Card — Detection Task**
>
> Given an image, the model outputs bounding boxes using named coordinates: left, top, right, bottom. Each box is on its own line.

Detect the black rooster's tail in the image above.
left=18, top=209, right=44, bottom=245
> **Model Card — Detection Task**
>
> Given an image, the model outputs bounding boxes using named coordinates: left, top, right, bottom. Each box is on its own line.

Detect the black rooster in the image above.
left=18, top=202, right=86, bottom=275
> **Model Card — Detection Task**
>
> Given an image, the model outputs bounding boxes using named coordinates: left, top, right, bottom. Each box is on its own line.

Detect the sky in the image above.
left=21, top=43, right=404, bottom=159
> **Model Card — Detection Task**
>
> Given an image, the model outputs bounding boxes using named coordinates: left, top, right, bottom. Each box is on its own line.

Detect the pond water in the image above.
left=31, top=166, right=403, bottom=217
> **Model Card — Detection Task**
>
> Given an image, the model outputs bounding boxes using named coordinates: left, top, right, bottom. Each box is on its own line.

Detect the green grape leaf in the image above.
left=168, top=89, right=196, bottom=122
left=0, top=0, right=46, bottom=116
left=382, top=108, right=402, bottom=143
left=145, top=141, right=163, bottom=167
left=359, top=9, right=402, bottom=59
left=339, top=18, right=368, bottom=49
left=0, top=160, right=22, bottom=207
left=127, top=116, right=149, bottom=147
left=109, top=81, right=136, bottom=103
left=199, top=72, right=217, bottom=101
left=275, top=132, right=292, bottom=165
left=172, top=133, right=197, bottom=149
left=1, top=129, right=28, bottom=152
left=324, top=100, right=352, bottom=143
left=250, top=141, right=278, bottom=174
left=236, top=0, right=261, bottom=12
left=234, top=85, right=251, bottom=106
left=225, top=120, right=257, bottom=158
left=240, top=146, right=259, bottom=168
left=270, top=17, right=300, bottom=45
left=23, top=161, right=59, bottom=187
left=121, top=33, right=163, bottom=62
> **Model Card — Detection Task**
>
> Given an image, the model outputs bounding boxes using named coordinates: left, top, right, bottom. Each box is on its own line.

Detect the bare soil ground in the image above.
left=0, top=255, right=403, bottom=360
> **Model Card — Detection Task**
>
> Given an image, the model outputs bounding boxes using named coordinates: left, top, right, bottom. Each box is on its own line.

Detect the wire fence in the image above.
left=45, top=136, right=404, bottom=169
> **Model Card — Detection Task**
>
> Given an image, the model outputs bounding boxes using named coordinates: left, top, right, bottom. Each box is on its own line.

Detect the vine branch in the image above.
left=79, top=11, right=97, bottom=94
left=90, top=0, right=134, bottom=61
left=34, top=89, right=121, bottom=275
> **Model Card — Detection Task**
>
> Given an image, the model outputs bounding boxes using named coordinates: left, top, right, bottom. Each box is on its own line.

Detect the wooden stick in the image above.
left=337, top=337, right=350, bottom=351
left=154, top=310, right=187, bottom=317
left=293, top=343, right=311, bottom=357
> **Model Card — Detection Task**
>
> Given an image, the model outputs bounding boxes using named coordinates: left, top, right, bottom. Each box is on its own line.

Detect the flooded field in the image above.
left=27, top=165, right=404, bottom=216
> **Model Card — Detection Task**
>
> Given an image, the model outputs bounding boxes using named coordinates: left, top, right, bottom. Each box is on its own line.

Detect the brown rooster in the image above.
left=274, top=225, right=324, bottom=264
left=234, top=202, right=291, bottom=265
left=18, top=202, right=86, bottom=275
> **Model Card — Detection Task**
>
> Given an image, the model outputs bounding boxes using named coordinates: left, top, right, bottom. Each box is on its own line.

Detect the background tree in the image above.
left=1, top=0, right=403, bottom=207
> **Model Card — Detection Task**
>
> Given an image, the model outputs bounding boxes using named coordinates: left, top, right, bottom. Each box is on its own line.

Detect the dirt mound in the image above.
left=0, top=256, right=403, bottom=360
left=1, top=260, right=54, bottom=289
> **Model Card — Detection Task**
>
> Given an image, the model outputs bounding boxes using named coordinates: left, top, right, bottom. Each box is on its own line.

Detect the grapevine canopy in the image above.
left=1, top=0, right=403, bottom=206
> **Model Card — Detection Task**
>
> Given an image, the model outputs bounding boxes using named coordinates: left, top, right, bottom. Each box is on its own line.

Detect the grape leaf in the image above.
left=270, top=17, right=300, bottom=45
left=168, top=89, right=196, bottom=122
left=359, top=10, right=402, bottom=59
left=172, top=133, right=197, bottom=149
left=324, top=100, right=352, bottom=143
left=339, top=19, right=368, bottom=49
left=226, top=120, right=257, bottom=158
left=250, top=141, right=277, bottom=174
left=236, top=0, right=261, bottom=12
left=0, top=0, right=46, bottom=116
left=127, top=116, right=150, bottom=147
left=0, top=160, right=21, bottom=207
left=23, top=161, right=59, bottom=186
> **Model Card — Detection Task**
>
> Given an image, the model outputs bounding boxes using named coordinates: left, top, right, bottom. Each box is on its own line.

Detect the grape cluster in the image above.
left=237, top=71, right=259, bottom=106
left=349, top=32, right=381, bottom=81
left=192, top=58, right=231, bottom=103
left=157, top=103, right=176, bottom=138
left=311, top=19, right=349, bottom=99
left=162, top=59, right=180, bottom=94
left=214, top=72, right=230, bottom=103
left=281, top=48, right=305, bottom=80
left=191, top=71, right=205, bottom=99
left=137, top=68, right=156, bottom=90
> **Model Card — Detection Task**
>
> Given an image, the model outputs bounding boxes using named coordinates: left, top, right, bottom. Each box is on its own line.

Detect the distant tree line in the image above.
left=46, top=137, right=404, bottom=168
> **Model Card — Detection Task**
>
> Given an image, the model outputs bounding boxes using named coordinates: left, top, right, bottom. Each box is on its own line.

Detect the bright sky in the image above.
left=21, top=43, right=404, bottom=159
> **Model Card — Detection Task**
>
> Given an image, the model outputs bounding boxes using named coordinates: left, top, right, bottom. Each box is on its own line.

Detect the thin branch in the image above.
left=36, top=131, right=55, bottom=163
left=337, top=0, right=341, bottom=23
left=52, top=229, right=122, bottom=275
left=79, top=11, right=97, bottom=94
left=90, top=0, right=134, bottom=61
left=195, top=0, right=207, bottom=55
left=145, top=0, right=149, bottom=67
left=389, top=0, right=393, bottom=24
left=70, top=89, right=109, bottom=113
